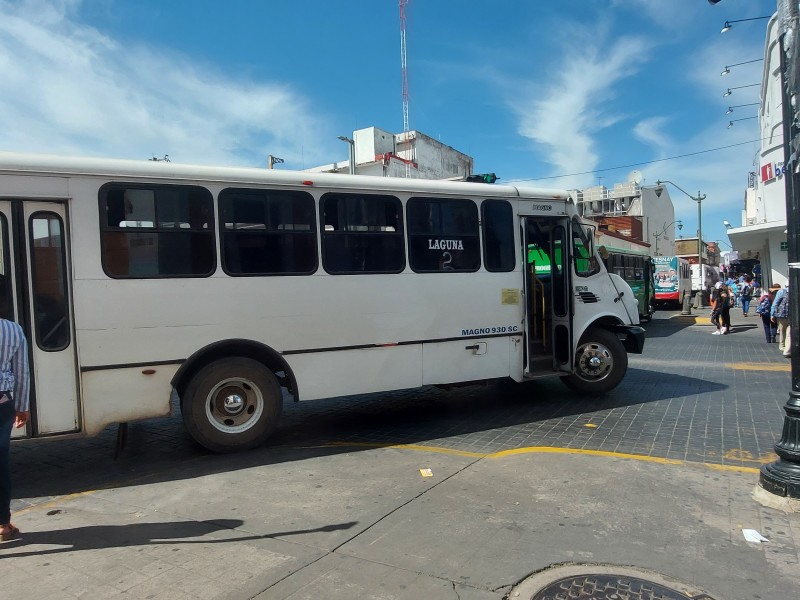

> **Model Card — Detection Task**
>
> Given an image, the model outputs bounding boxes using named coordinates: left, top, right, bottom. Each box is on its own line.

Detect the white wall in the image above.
left=641, top=187, right=677, bottom=256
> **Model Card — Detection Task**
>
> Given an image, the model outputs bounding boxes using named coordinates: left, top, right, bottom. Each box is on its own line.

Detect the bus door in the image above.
left=0, top=200, right=79, bottom=438
left=522, top=217, right=572, bottom=376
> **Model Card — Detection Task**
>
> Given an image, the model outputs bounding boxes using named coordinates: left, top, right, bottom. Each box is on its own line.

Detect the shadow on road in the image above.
left=11, top=367, right=727, bottom=502
left=0, top=518, right=358, bottom=558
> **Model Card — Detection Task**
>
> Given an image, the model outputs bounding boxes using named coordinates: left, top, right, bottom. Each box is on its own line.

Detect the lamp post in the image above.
left=657, top=180, right=706, bottom=311
left=728, top=116, right=757, bottom=129
left=653, top=220, right=683, bottom=256
left=723, top=83, right=760, bottom=97
left=720, top=58, right=763, bottom=76
left=337, top=135, right=356, bottom=175
left=720, top=16, right=771, bottom=34
left=725, top=102, right=760, bottom=115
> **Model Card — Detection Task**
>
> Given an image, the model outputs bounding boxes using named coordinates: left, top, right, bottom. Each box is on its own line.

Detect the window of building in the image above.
left=481, top=200, right=515, bottom=272
left=219, top=188, right=317, bottom=275
left=321, top=193, right=404, bottom=274
left=407, top=197, right=480, bottom=272
left=100, top=184, right=215, bottom=278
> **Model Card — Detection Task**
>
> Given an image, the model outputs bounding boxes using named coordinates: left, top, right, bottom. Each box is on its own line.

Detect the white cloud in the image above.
left=633, top=117, right=673, bottom=155
left=0, top=0, right=327, bottom=166
left=510, top=31, right=651, bottom=189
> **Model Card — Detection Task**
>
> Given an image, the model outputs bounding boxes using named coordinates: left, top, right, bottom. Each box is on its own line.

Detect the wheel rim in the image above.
left=574, top=340, right=614, bottom=382
left=205, top=377, right=265, bottom=434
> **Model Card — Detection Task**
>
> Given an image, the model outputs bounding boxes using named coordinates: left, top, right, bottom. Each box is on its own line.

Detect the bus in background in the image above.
left=653, top=256, right=691, bottom=308
left=1, top=152, right=644, bottom=452
left=599, top=247, right=655, bottom=322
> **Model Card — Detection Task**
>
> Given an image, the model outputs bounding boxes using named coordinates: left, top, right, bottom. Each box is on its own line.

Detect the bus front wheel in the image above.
left=182, top=357, right=282, bottom=453
left=562, top=328, right=627, bottom=396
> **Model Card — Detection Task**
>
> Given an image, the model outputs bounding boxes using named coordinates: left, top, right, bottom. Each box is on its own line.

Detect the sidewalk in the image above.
left=1, top=309, right=798, bottom=600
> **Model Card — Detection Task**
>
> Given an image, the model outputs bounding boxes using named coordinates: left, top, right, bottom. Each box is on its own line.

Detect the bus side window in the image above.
left=321, top=193, right=404, bottom=274
left=481, top=200, right=515, bottom=272
left=99, top=184, right=215, bottom=278
left=219, top=188, right=317, bottom=276
left=407, top=197, right=480, bottom=273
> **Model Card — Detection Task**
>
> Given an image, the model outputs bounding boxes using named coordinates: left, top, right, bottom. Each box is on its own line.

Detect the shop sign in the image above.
left=761, top=162, right=786, bottom=183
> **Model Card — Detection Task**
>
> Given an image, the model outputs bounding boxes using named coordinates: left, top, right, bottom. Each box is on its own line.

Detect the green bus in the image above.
left=599, top=247, right=655, bottom=322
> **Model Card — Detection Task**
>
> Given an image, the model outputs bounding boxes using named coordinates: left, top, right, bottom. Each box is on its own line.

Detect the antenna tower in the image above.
left=400, top=0, right=409, bottom=134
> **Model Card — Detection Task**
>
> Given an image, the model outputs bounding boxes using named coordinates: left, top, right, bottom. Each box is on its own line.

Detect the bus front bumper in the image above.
left=613, top=325, right=645, bottom=354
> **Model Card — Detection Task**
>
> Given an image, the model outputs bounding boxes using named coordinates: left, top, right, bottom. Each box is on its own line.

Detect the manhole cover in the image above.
left=509, top=564, right=719, bottom=600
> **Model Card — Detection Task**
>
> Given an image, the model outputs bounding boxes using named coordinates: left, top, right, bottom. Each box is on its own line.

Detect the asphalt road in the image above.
left=11, top=307, right=789, bottom=511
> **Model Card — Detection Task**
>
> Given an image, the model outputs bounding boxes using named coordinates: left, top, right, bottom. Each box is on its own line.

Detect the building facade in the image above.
left=577, top=179, right=678, bottom=257
left=726, top=14, right=789, bottom=288
left=306, top=126, right=474, bottom=180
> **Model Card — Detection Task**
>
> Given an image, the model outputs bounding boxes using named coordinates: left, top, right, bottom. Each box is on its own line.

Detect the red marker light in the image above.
left=302, top=180, right=313, bottom=186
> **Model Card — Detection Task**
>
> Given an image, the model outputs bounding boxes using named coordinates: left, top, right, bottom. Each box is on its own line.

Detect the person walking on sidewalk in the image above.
left=771, top=282, right=790, bottom=354
left=740, top=276, right=754, bottom=316
left=712, top=283, right=732, bottom=335
left=729, top=280, right=740, bottom=308
left=757, top=285, right=779, bottom=342
left=710, top=281, right=723, bottom=334
left=0, top=319, right=29, bottom=542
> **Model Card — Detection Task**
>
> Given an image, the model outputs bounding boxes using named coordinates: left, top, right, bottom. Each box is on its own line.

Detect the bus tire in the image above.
left=642, top=300, right=654, bottom=322
left=181, top=357, right=282, bottom=453
left=562, top=328, right=627, bottom=396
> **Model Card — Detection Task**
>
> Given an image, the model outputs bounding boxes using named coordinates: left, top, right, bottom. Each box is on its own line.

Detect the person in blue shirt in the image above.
left=0, top=319, right=30, bottom=542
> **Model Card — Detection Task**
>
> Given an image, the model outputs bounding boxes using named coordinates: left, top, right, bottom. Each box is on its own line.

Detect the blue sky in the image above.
left=0, top=0, right=776, bottom=248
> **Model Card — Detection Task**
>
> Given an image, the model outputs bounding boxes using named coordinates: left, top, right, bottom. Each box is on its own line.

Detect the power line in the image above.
left=508, top=137, right=772, bottom=182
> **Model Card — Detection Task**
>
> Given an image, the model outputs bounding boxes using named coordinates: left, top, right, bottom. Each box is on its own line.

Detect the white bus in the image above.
left=0, top=153, right=644, bottom=452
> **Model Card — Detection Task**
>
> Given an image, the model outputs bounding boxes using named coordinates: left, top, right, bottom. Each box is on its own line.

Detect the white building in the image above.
left=306, top=126, right=474, bottom=180
left=726, top=14, right=789, bottom=287
left=577, top=178, right=678, bottom=257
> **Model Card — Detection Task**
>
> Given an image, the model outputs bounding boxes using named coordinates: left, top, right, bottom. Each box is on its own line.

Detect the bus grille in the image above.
left=576, top=291, right=599, bottom=303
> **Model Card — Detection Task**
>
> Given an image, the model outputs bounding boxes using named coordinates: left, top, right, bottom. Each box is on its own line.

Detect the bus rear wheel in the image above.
left=181, top=357, right=282, bottom=453
left=562, top=328, right=627, bottom=396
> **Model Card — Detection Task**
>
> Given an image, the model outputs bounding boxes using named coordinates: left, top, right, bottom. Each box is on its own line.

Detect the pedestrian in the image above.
left=757, top=284, right=779, bottom=342
left=719, top=284, right=732, bottom=334
left=710, top=281, right=723, bottom=334
left=740, top=276, right=754, bottom=316
left=711, top=283, right=732, bottom=335
left=729, top=279, right=740, bottom=308
left=0, top=319, right=29, bottom=543
left=771, top=282, right=790, bottom=354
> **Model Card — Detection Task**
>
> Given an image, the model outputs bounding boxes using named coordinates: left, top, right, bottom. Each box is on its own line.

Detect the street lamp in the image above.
left=723, top=83, right=760, bottom=97
left=725, top=102, right=759, bottom=115
left=720, top=58, right=763, bottom=76
left=720, top=16, right=771, bottom=34
left=657, top=180, right=706, bottom=310
left=337, top=135, right=356, bottom=175
left=728, top=116, right=757, bottom=129
left=653, top=220, right=682, bottom=256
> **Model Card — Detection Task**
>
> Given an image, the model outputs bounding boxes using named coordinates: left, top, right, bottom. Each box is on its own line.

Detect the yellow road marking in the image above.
left=726, top=362, right=791, bottom=372
left=17, top=442, right=765, bottom=517
left=14, top=490, right=96, bottom=516
left=322, top=441, right=762, bottom=474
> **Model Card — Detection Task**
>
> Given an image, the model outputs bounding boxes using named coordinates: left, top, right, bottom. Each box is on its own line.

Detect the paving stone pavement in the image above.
left=1, top=307, right=798, bottom=599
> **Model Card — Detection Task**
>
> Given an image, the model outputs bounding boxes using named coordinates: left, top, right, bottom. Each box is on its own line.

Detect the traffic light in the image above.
left=466, top=173, right=498, bottom=183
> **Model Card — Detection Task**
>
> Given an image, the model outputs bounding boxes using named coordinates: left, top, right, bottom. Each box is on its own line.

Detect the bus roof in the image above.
left=0, top=151, right=572, bottom=201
